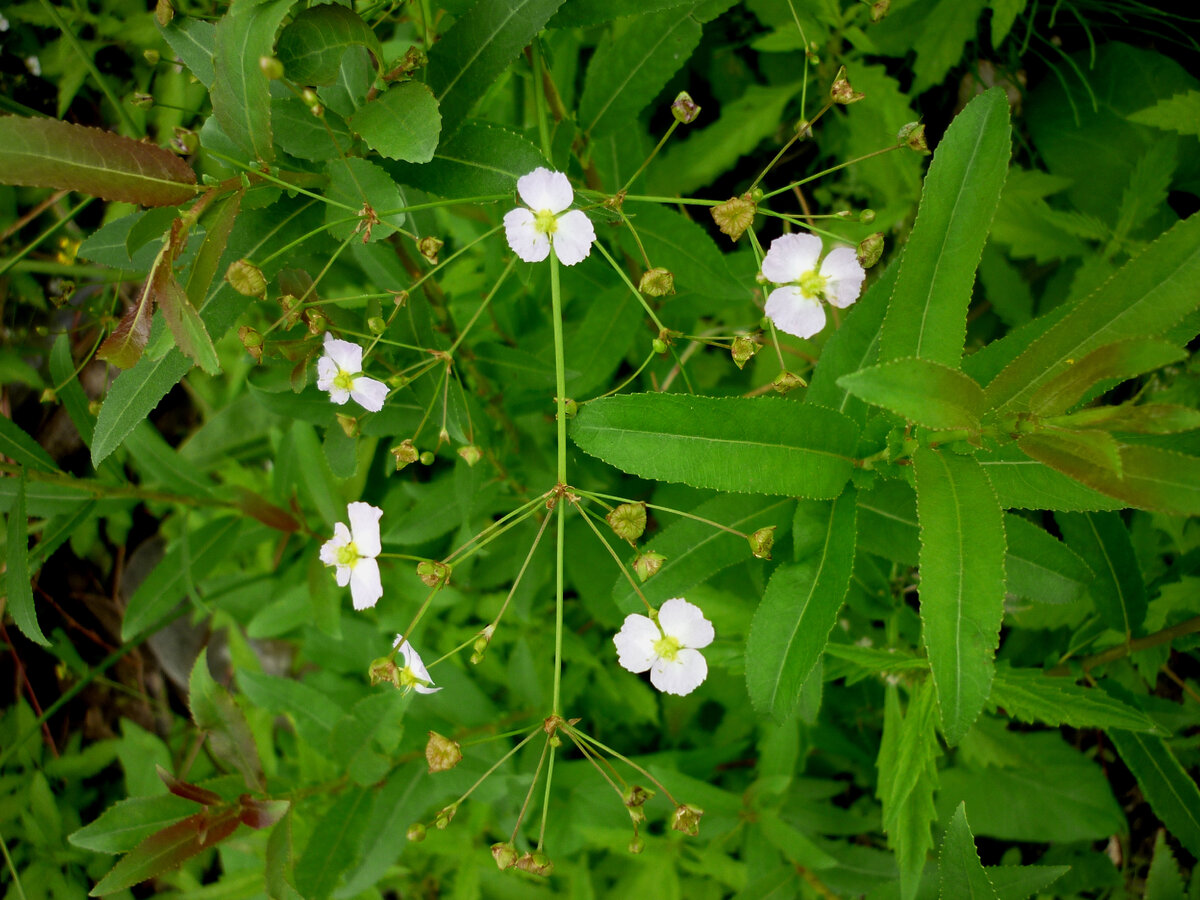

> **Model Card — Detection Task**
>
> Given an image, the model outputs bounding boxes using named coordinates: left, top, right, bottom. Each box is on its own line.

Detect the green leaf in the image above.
left=572, top=394, right=859, bottom=498
left=96, top=283, right=155, bottom=371
left=838, top=358, right=985, bottom=431
left=185, top=191, right=242, bottom=313
left=879, top=89, right=1011, bottom=368
left=626, top=203, right=748, bottom=302
left=869, top=0, right=987, bottom=94
left=989, top=865, right=1070, bottom=900
left=0, top=416, right=57, bottom=473
left=939, top=804, right=999, bottom=900
left=189, top=649, right=263, bottom=790
left=1128, top=89, right=1200, bottom=138
left=349, top=81, right=442, bottom=163
left=294, top=787, right=372, bottom=900
left=745, top=491, right=857, bottom=721
left=122, top=516, right=243, bottom=640
left=325, top=157, right=406, bottom=242
left=275, top=5, right=382, bottom=85
left=384, top=120, right=544, bottom=198
left=89, top=809, right=241, bottom=896
left=69, top=794, right=196, bottom=854
left=1107, top=729, right=1200, bottom=859
left=0, top=116, right=198, bottom=206
left=563, top=285, right=642, bottom=398
left=989, top=0, right=1027, bottom=47
left=1003, top=514, right=1092, bottom=605
left=425, top=0, right=567, bottom=136
left=237, top=670, right=344, bottom=746
left=984, top=213, right=1200, bottom=412
left=975, top=441, right=1123, bottom=511
left=124, top=423, right=214, bottom=498
left=758, top=810, right=838, bottom=870
left=210, top=0, right=295, bottom=162
left=580, top=4, right=702, bottom=138
left=989, top=664, right=1158, bottom=732
left=550, top=0, right=692, bottom=27
left=1145, top=829, right=1186, bottom=900
left=914, top=447, right=1005, bottom=745
left=1029, top=338, right=1187, bottom=417
left=272, top=95, right=355, bottom=161
left=157, top=258, right=221, bottom=375
left=160, top=17, right=216, bottom=87
left=5, top=473, right=49, bottom=647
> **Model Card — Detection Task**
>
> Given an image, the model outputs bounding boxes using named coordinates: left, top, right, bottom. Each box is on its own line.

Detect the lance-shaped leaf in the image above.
left=69, top=794, right=197, bottom=855
left=384, top=121, right=545, bottom=198
left=1029, top=337, right=1186, bottom=417
left=189, top=649, right=264, bottom=790
left=425, top=0, right=567, bottom=137
left=1108, top=729, right=1200, bottom=859
left=989, top=665, right=1158, bottom=732
left=939, top=804, right=999, bottom=900
left=914, top=447, right=1005, bottom=745
left=1023, top=435, right=1200, bottom=516
left=0, top=116, right=197, bottom=206
left=579, top=4, right=702, bottom=138
left=879, top=89, right=1011, bottom=368
left=745, top=491, right=857, bottom=721
left=1057, top=403, right=1200, bottom=435
left=1055, top=511, right=1146, bottom=639
left=96, top=294, right=155, bottom=370
left=0, top=415, right=58, bottom=473
left=571, top=394, right=859, bottom=498
left=294, top=787, right=372, bottom=900
left=156, top=220, right=221, bottom=374
left=838, top=357, right=985, bottom=431
left=984, top=212, right=1200, bottom=412
left=185, top=191, right=242, bottom=310
left=6, top=474, right=50, bottom=647
left=974, top=441, right=1123, bottom=512
left=160, top=17, right=216, bottom=87
left=211, top=0, right=295, bottom=161
left=1003, top=514, right=1092, bottom=605
left=349, top=81, right=442, bottom=163
left=275, top=4, right=382, bottom=85
left=89, top=807, right=241, bottom=896
left=1145, top=830, right=1186, bottom=900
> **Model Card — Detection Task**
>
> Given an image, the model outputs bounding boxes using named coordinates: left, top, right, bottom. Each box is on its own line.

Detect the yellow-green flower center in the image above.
left=533, top=209, right=559, bottom=235
left=333, top=369, right=356, bottom=392
left=336, top=542, right=359, bottom=566
left=653, top=634, right=683, bottom=662
left=799, top=269, right=827, bottom=297
left=399, top=666, right=420, bottom=688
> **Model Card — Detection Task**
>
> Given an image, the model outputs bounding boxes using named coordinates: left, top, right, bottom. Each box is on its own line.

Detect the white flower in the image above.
left=319, top=502, right=383, bottom=610
left=316, top=333, right=389, bottom=412
left=613, top=597, right=714, bottom=696
left=761, top=233, right=865, bottom=339
left=393, top=634, right=441, bottom=694
left=503, top=167, right=596, bottom=266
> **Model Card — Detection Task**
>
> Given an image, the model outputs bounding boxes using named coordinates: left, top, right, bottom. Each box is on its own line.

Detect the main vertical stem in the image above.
left=550, top=252, right=567, bottom=715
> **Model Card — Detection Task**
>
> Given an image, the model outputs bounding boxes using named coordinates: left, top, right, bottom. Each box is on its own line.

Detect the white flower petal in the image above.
left=649, top=649, right=707, bottom=696
left=552, top=210, right=596, bottom=266
left=761, top=233, right=823, bottom=285
left=327, top=385, right=351, bottom=404
left=346, top=502, right=382, bottom=557
left=350, top=375, right=388, bottom=412
left=820, top=247, right=866, bottom=308
left=349, top=557, right=382, bottom=609
left=657, top=598, right=714, bottom=650
left=394, top=636, right=441, bottom=693
left=323, top=333, right=363, bottom=373
left=517, top=167, right=573, bottom=214
left=316, top=356, right=339, bottom=392
left=613, top=614, right=660, bottom=674
left=765, top=285, right=827, bottom=339
left=319, top=537, right=340, bottom=567
left=335, top=564, right=352, bottom=587
left=504, top=207, right=551, bottom=263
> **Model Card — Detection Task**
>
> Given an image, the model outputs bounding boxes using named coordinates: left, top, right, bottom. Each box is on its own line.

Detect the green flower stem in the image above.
left=395, top=583, right=443, bottom=658
left=551, top=253, right=568, bottom=482
left=551, top=502, right=566, bottom=715
left=409, top=361, right=450, bottom=445
left=757, top=209, right=848, bottom=244
left=578, top=347, right=657, bottom=405
left=562, top=727, right=626, bottom=796
left=511, top=734, right=552, bottom=843
left=563, top=724, right=677, bottom=805
left=427, top=632, right=481, bottom=669
left=600, top=194, right=721, bottom=207
left=576, top=490, right=750, bottom=539
left=452, top=726, right=542, bottom=809
left=591, top=240, right=667, bottom=334
left=614, top=206, right=653, bottom=268
left=443, top=492, right=549, bottom=564
left=375, top=194, right=511, bottom=218
left=620, top=119, right=681, bottom=195
left=448, top=257, right=516, bottom=355
left=0, top=828, right=28, bottom=900
left=572, top=500, right=654, bottom=614
left=206, top=150, right=347, bottom=209
left=489, top=506, right=554, bottom=634
left=0, top=197, right=94, bottom=280
left=4, top=261, right=132, bottom=280
left=760, top=143, right=903, bottom=201
left=536, top=742, right=557, bottom=850
left=332, top=330, right=431, bottom=353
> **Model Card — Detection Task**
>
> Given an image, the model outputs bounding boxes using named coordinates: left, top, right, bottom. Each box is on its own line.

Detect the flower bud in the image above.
left=457, top=444, right=483, bottom=467
left=772, top=370, right=806, bottom=394
left=639, top=267, right=675, bottom=297
left=393, top=290, right=409, bottom=307
left=336, top=414, right=358, bottom=438
left=652, top=338, right=668, bottom=355
left=367, top=316, right=386, bottom=335
left=238, top=326, right=264, bottom=362
left=417, top=560, right=451, bottom=588
left=434, top=806, right=456, bottom=830
left=515, top=851, right=554, bottom=876
left=144, top=49, right=160, bottom=65
left=710, top=194, right=756, bottom=242
left=628, top=836, right=645, bottom=854
left=227, top=259, right=266, bottom=297
left=425, top=731, right=463, bottom=773
left=491, top=842, right=518, bottom=870
left=391, top=439, right=419, bottom=471
left=795, top=119, right=813, bottom=140
left=897, top=121, right=929, bottom=153
left=407, top=823, right=426, bottom=842
left=623, top=784, right=654, bottom=816
left=40, top=388, right=57, bottom=404
left=368, top=656, right=401, bottom=688
left=857, top=232, right=885, bottom=268
left=860, top=208, right=876, bottom=223
left=671, top=91, right=701, bottom=124
left=748, top=525, right=775, bottom=560
left=417, top=236, right=443, bottom=265
left=306, top=310, right=328, bottom=336
left=171, top=127, right=198, bottom=155
left=419, top=450, right=435, bottom=465
left=633, top=550, right=666, bottom=582
left=87, top=399, right=102, bottom=416
left=607, top=502, right=647, bottom=542
left=558, top=397, right=578, bottom=419
left=471, top=625, right=495, bottom=664
left=731, top=335, right=760, bottom=370
left=259, top=56, right=284, bottom=80
left=131, top=92, right=154, bottom=109
left=671, top=803, right=703, bottom=837
left=301, top=88, right=320, bottom=106
left=871, top=0, right=890, bottom=21
left=155, top=0, right=174, bottom=26
left=831, top=66, right=865, bottom=104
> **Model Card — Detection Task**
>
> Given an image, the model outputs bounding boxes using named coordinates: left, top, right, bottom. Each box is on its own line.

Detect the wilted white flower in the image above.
left=761, top=233, right=865, bottom=339
left=503, top=168, right=596, bottom=266
left=613, top=598, right=714, bottom=696
left=393, top=634, right=441, bottom=694
left=25, top=56, right=41, bottom=77
left=316, top=333, right=388, bottom=412
left=320, top=502, right=383, bottom=610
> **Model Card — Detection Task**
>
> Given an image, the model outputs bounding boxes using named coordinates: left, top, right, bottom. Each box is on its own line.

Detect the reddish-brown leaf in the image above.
left=156, top=765, right=224, bottom=806
left=89, top=809, right=240, bottom=896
